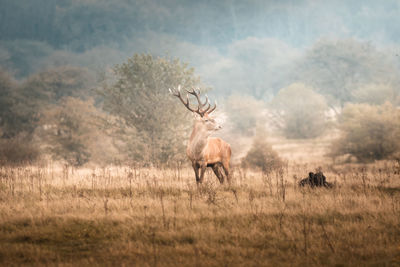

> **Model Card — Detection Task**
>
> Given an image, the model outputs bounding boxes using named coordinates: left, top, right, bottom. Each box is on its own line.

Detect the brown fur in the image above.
left=186, top=114, right=231, bottom=184
left=170, top=87, right=231, bottom=184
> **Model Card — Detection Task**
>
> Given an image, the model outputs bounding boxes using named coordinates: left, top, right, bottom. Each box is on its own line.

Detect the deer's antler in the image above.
left=169, top=85, right=217, bottom=117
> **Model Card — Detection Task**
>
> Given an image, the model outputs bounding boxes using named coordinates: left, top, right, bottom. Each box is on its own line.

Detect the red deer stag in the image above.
left=169, top=86, right=231, bottom=184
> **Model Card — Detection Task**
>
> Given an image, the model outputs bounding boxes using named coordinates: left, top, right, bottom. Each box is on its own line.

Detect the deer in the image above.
left=169, top=86, right=231, bottom=184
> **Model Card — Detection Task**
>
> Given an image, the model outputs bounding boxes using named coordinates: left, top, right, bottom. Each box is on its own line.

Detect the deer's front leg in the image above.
left=199, top=162, right=207, bottom=184
left=192, top=162, right=200, bottom=183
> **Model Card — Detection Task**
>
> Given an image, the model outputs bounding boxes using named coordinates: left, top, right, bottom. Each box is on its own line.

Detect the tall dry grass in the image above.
left=0, top=161, right=399, bottom=266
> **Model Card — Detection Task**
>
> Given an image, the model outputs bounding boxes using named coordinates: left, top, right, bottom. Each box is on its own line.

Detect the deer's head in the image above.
left=169, top=86, right=221, bottom=133
left=196, top=113, right=222, bottom=133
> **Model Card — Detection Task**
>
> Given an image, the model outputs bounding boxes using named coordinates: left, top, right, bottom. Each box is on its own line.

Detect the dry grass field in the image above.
left=1, top=159, right=400, bottom=266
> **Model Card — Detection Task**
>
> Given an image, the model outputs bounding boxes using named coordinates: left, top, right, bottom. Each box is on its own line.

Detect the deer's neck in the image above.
left=187, top=123, right=209, bottom=161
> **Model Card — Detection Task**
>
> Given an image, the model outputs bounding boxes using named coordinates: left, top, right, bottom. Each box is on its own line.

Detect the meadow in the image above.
left=0, top=158, right=400, bottom=266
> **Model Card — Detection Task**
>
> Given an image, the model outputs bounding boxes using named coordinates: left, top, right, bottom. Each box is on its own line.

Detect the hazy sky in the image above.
left=1, top=0, right=400, bottom=98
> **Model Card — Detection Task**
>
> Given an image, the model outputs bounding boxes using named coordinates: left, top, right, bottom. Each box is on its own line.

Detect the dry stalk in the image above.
left=279, top=168, right=287, bottom=202
left=151, top=230, right=158, bottom=267
left=189, top=191, right=193, bottom=210
left=159, top=191, right=167, bottom=229
left=143, top=205, right=148, bottom=227
left=128, top=171, right=133, bottom=198
left=278, top=204, right=287, bottom=233
left=173, top=200, right=177, bottom=230
left=262, top=172, right=273, bottom=196
left=231, top=188, right=239, bottom=204
left=361, top=166, right=368, bottom=197
left=103, top=198, right=109, bottom=216
left=320, top=222, right=335, bottom=253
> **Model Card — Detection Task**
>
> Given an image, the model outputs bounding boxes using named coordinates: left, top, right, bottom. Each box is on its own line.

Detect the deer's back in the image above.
left=203, top=137, right=231, bottom=164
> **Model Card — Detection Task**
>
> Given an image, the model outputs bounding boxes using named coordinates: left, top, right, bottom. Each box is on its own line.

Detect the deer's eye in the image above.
left=204, top=119, right=209, bottom=122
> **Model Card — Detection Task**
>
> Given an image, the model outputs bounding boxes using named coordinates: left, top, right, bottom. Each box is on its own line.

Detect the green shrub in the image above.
left=100, top=54, right=201, bottom=164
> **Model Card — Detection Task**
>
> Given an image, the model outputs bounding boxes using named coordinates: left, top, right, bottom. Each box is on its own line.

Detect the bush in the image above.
left=0, top=135, right=40, bottom=165
left=352, top=83, right=398, bottom=105
left=270, top=83, right=328, bottom=139
left=100, top=54, right=201, bottom=164
left=38, top=97, right=117, bottom=167
left=225, top=94, right=265, bottom=136
left=331, top=102, right=400, bottom=162
left=241, top=132, right=282, bottom=173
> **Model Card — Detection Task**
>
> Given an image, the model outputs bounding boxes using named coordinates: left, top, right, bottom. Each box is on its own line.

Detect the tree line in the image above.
left=0, top=55, right=201, bottom=166
left=0, top=49, right=400, bottom=167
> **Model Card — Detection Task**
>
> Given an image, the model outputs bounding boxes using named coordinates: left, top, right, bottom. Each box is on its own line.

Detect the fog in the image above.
left=2, top=3, right=400, bottom=265
left=1, top=0, right=400, bottom=96
left=1, top=0, right=400, bottom=165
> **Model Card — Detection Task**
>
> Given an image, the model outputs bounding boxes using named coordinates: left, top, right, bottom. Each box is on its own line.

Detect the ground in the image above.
left=0, top=158, right=400, bottom=266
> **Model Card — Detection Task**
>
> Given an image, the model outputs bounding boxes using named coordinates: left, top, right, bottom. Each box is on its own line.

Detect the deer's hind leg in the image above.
left=211, top=163, right=224, bottom=184
left=222, top=159, right=230, bottom=184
